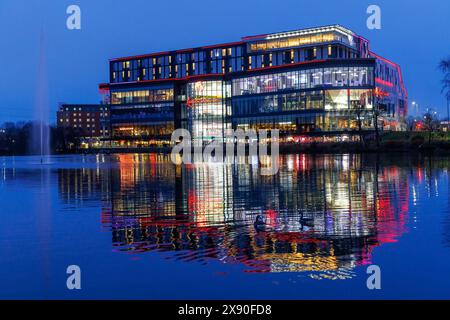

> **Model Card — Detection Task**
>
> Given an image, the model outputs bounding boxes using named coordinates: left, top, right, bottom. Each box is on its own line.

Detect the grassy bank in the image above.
left=379, top=131, right=450, bottom=151
left=279, top=132, right=450, bottom=154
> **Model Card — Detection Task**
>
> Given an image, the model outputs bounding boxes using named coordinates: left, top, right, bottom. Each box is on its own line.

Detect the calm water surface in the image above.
left=1, top=153, right=450, bottom=299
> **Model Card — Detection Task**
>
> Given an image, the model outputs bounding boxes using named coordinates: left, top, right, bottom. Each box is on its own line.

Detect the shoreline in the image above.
left=2, top=132, right=450, bottom=157
left=2, top=144, right=450, bottom=157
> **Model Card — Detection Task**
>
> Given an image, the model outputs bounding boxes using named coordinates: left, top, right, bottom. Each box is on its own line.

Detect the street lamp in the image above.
left=412, top=101, right=419, bottom=117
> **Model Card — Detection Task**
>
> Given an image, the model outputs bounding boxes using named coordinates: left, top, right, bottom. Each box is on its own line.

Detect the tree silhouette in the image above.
left=439, top=57, right=450, bottom=130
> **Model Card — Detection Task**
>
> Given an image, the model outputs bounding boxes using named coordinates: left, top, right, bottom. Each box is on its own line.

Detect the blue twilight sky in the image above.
left=0, top=0, right=449, bottom=123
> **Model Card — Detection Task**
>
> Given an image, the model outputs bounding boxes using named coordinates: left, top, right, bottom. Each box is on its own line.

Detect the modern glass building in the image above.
left=98, top=25, right=407, bottom=147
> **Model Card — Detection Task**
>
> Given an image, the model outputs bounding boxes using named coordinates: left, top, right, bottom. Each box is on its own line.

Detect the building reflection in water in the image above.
left=57, top=153, right=412, bottom=278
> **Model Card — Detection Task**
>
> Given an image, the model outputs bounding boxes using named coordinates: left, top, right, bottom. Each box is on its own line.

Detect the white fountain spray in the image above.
left=33, top=28, right=50, bottom=164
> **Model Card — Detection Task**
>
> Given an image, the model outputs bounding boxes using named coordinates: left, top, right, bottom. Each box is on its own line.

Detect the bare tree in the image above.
left=351, top=102, right=365, bottom=147
left=373, top=90, right=388, bottom=148
left=423, top=110, right=439, bottom=144
left=373, top=108, right=382, bottom=148
left=405, top=116, right=416, bottom=132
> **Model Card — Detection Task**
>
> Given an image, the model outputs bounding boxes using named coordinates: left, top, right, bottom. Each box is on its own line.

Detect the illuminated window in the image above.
left=325, top=90, right=349, bottom=110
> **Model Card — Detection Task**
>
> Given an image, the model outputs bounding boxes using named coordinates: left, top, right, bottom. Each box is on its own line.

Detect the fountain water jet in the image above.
left=31, top=28, right=51, bottom=164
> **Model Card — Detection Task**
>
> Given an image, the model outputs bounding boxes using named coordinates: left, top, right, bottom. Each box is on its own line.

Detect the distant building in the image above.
left=57, top=104, right=110, bottom=138
left=440, top=121, right=449, bottom=132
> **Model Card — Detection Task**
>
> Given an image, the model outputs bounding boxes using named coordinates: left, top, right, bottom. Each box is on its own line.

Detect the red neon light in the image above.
left=248, top=59, right=327, bottom=73
left=98, top=83, right=110, bottom=94
left=370, top=51, right=408, bottom=99
left=110, top=51, right=171, bottom=62
left=375, top=78, right=394, bottom=87
left=370, top=51, right=398, bottom=67
left=186, top=97, right=222, bottom=107
left=355, top=34, right=370, bottom=44
left=105, top=59, right=329, bottom=86
left=176, top=48, right=195, bottom=53
left=110, top=42, right=246, bottom=62
left=241, top=34, right=269, bottom=41
left=200, top=41, right=245, bottom=49
left=105, top=73, right=224, bottom=87
left=374, top=87, right=389, bottom=98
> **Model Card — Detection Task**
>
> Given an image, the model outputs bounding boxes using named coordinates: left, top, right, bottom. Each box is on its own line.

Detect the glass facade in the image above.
left=109, top=84, right=175, bottom=146
left=109, top=25, right=367, bottom=83
left=232, top=66, right=373, bottom=96
left=102, top=25, right=407, bottom=146
left=233, top=90, right=324, bottom=115
left=112, top=123, right=174, bottom=138
left=184, top=80, right=231, bottom=144
left=234, top=113, right=323, bottom=134
left=111, top=88, right=174, bottom=104
left=111, top=121, right=175, bottom=147
left=110, top=103, right=173, bottom=123
left=249, top=32, right=338, bottom=51
left=230, top=66, right=376, bottom=136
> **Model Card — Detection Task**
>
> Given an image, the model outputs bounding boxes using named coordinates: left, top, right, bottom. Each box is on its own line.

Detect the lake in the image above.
left=1, top=153, right=450, bottom=299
